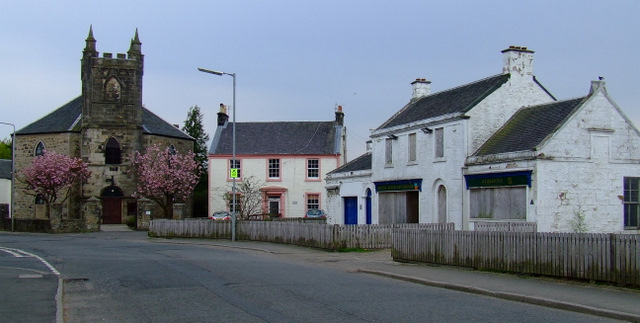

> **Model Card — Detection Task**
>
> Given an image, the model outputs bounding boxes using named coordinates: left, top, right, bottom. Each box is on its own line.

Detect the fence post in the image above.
left=609, top=233, right=617, bottom=283
left=333, top=224, right=345, bottom=251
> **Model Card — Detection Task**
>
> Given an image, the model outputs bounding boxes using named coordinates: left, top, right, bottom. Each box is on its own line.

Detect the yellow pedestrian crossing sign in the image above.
left=230, top=168, right=239, bottom=178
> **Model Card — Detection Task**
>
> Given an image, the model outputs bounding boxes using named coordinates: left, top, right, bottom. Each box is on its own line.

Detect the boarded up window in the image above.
left=378, top=192, right=418, bottom=224
left=434, top=128, right=444, bottom=158
left=470, top=187, right=526, bottom=220
left=408, top=133, right=416, bottom=162
left=385, top=138, right=393, bottom=165
left=437, top=185, right=447, bottom=223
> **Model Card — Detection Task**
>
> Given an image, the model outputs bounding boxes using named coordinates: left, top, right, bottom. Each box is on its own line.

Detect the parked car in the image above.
left=209, top=211, right=231, bottom=221
left=304, top=209, right=326, bottom=218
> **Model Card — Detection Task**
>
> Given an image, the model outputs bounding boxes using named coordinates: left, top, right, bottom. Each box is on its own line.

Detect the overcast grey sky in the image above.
left=1, top=1, right=638, bottom=160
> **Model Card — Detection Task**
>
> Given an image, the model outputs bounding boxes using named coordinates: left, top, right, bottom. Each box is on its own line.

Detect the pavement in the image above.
left=155, top=237, right=640, bottom=323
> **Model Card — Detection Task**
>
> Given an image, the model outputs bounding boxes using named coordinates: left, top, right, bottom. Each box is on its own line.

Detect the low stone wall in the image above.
left=0, top=218, right=51, bottom=233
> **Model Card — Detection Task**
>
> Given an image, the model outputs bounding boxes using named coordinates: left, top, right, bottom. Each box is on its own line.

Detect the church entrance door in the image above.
left=102, top=198, right=122, bottom=224
left=101, top=186, right=124, bottom=224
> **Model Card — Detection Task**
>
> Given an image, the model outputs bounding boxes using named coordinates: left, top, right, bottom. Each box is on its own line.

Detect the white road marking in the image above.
left=0, top=246, right=60, bottom=276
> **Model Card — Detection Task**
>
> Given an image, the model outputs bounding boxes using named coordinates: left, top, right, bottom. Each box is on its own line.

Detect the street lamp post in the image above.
left=0, top=121, right=16, bottom=232
left=198, top=67, right=237, bottom=241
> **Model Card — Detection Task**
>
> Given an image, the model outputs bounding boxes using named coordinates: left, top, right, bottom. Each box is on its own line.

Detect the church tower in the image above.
left=80, top=27, right=145, bottom=224
left=81, top=26, right=144, bottom=129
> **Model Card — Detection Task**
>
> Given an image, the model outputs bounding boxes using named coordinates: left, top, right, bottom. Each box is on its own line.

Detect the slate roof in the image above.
left=328, top=152, right=371, bottom=175
left=474, top=97, right=587, bottom=156
left=210, top=121, right=338, bottom=155
left=140, top=108, right=193, bottom=140
left=16, top=96, right=193, bottom=140
left=17, top=97, right=83, bottom=134
left=377, top=74, right=511, bottom=130
left=0, top=159, right=11, bottom=180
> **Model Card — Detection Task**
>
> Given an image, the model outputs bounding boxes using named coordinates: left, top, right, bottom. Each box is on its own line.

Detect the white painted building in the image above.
left=327, top=46, right=556, bottom=228
left=465, top=80, right=640, bottom=233
left=208, top=106, right=346, bottom=218
left=326, top=152, right=374, bottom=224
left=327, top=46, right=640, bottom=233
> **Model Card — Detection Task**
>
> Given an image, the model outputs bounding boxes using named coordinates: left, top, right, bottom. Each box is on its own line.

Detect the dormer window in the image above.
left=105, top=137, right=121, bottom=164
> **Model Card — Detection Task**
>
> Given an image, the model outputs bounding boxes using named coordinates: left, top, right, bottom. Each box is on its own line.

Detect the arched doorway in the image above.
left=365, top=189, right=372, bottom=224
left=101, top=185, right=124, bottom=224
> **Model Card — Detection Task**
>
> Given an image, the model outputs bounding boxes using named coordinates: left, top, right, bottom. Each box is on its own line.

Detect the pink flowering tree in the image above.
left=19, top=150, right=91, bottom=218
left=131, top=145, right=200, bottom=218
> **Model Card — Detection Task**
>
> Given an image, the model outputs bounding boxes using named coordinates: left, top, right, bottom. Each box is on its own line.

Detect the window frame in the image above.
left=228, top=192, right=241, bottom=214
left=306, top=158, right=320, bottom=181
left=229, top=159, right=242, bottom=181
left=623, top=177, right=640, bottom=229
left=268, top=158, right=281, bottom=180
left=306, top=193, right=320, bottom=211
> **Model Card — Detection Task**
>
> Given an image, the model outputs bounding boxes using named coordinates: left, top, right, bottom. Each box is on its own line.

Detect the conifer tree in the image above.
left=182, top=105, right=209, bottom=173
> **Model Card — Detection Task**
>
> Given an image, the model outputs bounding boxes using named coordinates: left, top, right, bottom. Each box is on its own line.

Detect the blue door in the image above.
left=344, top=197, right=358, bottom=225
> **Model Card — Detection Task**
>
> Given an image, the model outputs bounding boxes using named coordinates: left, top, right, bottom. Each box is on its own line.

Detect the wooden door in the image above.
left=102, top=197, right=122, bottom=224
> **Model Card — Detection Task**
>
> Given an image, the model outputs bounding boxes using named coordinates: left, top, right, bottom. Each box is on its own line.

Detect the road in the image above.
left=0, top=231, right=621, bottom=322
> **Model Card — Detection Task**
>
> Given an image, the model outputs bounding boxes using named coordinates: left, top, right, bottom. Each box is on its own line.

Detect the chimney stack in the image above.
left=335, top=105, right=345, bottom=126
left=411, top=78, right=431, bottom=100
left=501, top=46, right=534, bottom=76
left=589, top=78, right=607, bottom=95
left=217, top=103, right=229, bottom=126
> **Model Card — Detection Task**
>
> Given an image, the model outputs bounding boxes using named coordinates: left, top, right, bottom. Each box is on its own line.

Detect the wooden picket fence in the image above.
left=392, top=229, right=640, bottom=287
left=473, top=221, right=537, bottom=232
left=149, top=218, right=232, bottom=239
left=149, top=219, right=453, bottom=250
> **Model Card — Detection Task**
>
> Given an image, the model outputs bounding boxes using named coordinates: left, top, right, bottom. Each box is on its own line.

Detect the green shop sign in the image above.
left=374, top=179, right=422, bottom=192
left=464, top=171, right=531, bottom=189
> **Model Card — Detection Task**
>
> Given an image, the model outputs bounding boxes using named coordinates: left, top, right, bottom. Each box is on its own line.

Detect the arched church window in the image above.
left=105, top=137, right=122, bottom=164
left=35, top=142, right=45, bottom=156
left=169, top=145, right=176, bottom=155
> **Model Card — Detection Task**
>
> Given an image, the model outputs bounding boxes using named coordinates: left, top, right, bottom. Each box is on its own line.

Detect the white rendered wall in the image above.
left=534, top=90, right=640, bottom=233
left=325, top=172, right=374, bottom=224
left=209, top=155, right=339, bottom=217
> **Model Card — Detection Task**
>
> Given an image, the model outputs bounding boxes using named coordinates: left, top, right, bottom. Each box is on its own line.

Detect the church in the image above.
left=13, top=27, right=194, bottom=231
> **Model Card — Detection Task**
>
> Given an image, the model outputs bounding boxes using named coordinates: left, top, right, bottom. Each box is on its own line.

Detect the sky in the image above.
left=1, top=1, right=639, bottom=161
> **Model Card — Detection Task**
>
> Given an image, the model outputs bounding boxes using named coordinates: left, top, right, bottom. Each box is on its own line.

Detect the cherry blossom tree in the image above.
left=19, top=150, right=91, bottom=218
left=132, top=145, right=200, bottom=218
